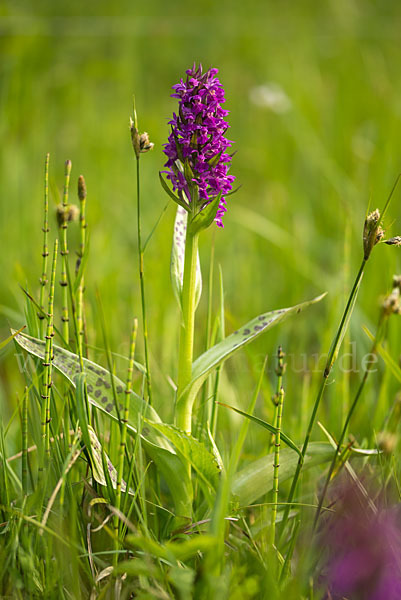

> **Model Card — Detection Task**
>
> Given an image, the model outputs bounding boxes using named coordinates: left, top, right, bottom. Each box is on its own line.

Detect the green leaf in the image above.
left=125, top=534, right=216, bottom=562
left=188, top=194, right=222, bottom=235
left=171, top=206, right=202, bottom=312
left=179, top=294, right=327, bottom=409
left=364, top=325, right=401, bottom=384
left=145, top=421, right=221, bottom=503
left=0, top=325, right=26, bottom=351
left=232, top=442, right=334, bottom=506
left=159, top=172, right=189, bottom=212
left=218, top=403, right=301, bottom=456
left=85, top=425, right=134, bottom=494
left=13, top=331, right=192, bottom=517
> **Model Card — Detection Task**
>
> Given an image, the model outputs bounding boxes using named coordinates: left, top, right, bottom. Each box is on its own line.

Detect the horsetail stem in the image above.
left=113, top=318, right=138, bottom=569
left=39, top=153, right=50, bottom=338
left=59, top=159, right=72, bottom=344
left=22, top=386, right=28, bottom=495
left=77, top=175, right=87, bottom=359
left=40, top=239, right=58, bottom=470
left=271, top=346, right=285, bottom=548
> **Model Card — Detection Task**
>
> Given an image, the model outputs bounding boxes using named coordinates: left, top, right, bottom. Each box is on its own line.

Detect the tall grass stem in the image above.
left=280, top=257, right=366, bottom=537
left=313, top=314, right=385, bottom=527
left=135, top=158, right=152, bottom=405
left=113, top=318, right=138, bottom=569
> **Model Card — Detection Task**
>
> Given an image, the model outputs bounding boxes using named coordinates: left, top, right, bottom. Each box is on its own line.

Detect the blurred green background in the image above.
left=1, top=0, right=401, bottom=446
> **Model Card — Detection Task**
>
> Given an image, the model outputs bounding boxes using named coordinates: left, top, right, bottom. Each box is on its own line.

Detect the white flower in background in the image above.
left=249, top=83, right=292, bottom=114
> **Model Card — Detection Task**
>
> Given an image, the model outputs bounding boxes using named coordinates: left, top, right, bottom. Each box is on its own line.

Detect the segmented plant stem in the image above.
left=39, top=153, right=50, bottom=338
left=136, top=158, right=152, bottom=405
left=176, top=228, right=199, bottom=435
left=313, top=313, right=385, bottom=528
left=60, top=160, right=72, bottom=344
left=113, top=318, right=138, bottom=569
left=271, top=346, right=285, bottom=547
left=280, top=257, right=367, bottom=537
left=77, top=175, right=87, bottom=359
left=40, top=239, right=58, bottom=470
left=22, top=386, right=28, bottom=495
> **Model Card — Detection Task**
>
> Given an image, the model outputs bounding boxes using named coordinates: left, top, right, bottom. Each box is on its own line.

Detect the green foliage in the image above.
left=2, top=3, right=401, bottom=597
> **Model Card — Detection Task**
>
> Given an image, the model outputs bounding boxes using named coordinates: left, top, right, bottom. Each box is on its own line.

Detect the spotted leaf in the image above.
left=171, top=205, right=202, bottom=311
left=13, top=331, right=193, bottom=517
left=86, top=425, right=134, bottom=494
left=178, top=294, right=327, bottom=410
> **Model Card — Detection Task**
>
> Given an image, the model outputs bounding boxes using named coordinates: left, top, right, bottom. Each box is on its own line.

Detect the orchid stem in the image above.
left=176, top=228, right=199, bottom=435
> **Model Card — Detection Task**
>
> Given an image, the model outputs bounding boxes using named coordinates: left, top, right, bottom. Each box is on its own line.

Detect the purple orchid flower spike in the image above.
left=162, top=63, right=235, bottom=228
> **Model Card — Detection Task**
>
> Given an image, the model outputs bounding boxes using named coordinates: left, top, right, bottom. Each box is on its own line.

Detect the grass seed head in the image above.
left=363, top=208, right=383, bottom=259
left=382, top=274, right=401, bottom=316
left=130, top=118, right=154, bottom=159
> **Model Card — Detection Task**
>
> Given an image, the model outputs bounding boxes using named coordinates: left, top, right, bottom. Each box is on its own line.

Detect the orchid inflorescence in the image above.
left=162, top=63, right=235, bottom=228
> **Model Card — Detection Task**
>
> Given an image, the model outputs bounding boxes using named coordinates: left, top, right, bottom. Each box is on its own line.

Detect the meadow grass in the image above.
left=1, top=2, right=401, bottom=599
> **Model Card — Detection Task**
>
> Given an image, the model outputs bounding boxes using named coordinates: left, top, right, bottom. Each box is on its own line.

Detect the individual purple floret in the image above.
left=319, top=475, right=401, bottom=600
left=163, top=63, right=235, bottom=227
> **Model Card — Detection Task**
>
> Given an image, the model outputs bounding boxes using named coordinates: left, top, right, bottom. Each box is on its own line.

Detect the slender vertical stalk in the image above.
left=22, top=386, right=28, bottom=495
left=280, top=258, right=367, bottom=537
left=197, top=234, right=215, bottom=438
left=39, top=239, right=58, bottom=472
left=135, top=158, right=152, bottom=405
left=271, top=346, right=285, bottom=547
left=77, top=175, right=87, bottom=359
left=113, top=318, right=138, bottom=569
left=39, top=153, right=50, bottom=338
left=60, top=160, right=72, bottom=344
left=176, top=228, right=199, bottom=434
left=313, top=314, right=386, bottom=528
left=210, top=265, right=225, bottom=439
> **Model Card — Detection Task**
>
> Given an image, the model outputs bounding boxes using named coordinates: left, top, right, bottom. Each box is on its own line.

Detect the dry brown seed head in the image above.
left=385, top=236, right=401, bottom=246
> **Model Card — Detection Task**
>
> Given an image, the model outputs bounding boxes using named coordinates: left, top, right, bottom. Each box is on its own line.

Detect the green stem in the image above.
left=77, top=175, right=87, bottom=360
left=113, top=318, right=138, bottom=570
left=39, top=239, right=58, bottom=474
left=280, top=257, right=366, bottom=538
left=271, top=346, right=285, bottom=547
left=136, top=158, right=152, bottom=405
left=313, top=313, right=385, bottom=528
left=176, top=228, right=199, bottom=434
left=60, top=160, right=71, bottom=345
left=39, top=153, right=50, bottom=339
left=22, top=386, right=28, bottom=495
